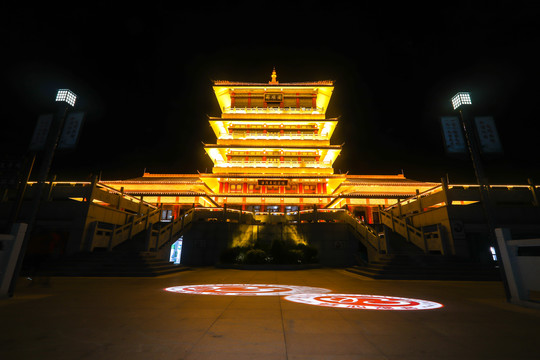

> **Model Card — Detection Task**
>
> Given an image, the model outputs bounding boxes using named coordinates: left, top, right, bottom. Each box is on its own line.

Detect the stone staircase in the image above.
left=346, top=254, right=500, bottom=280
left=347, top=227, right=500, bottom=280
left=29, top=251, right=190, bottom=277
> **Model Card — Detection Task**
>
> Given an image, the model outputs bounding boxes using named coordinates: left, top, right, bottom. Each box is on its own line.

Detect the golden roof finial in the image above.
left=269, top=67, right=278, bottom=84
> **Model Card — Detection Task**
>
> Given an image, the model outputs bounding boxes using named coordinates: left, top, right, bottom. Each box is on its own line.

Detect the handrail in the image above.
left=26, top=180, right=158, bottom=210
left=340, top=210, right=386, bottom=253
left=95, top=182, right=158, bottom=209
left=91, top=207, right=387, bottom=255
left=378, top=208, right=445, bottom=254
left=384, top=184, right=443, bottom=211
left=88, top=207, right=161, bottom=251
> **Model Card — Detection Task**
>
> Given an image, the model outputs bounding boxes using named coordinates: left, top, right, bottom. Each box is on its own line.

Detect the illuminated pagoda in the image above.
left=103, top=69, right=438, bottom=222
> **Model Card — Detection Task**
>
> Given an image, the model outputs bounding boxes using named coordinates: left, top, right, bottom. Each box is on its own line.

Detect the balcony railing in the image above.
left=224, top=106, right=323, bottom=115
left=220, top=132, right=330, bottom=140
left=214, top=160, right=333, bottom=168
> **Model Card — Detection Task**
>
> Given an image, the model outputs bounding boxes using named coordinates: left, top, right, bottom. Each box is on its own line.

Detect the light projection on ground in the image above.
left=283, top=294, right=444, bottom=310
left=164, top=284, right=444, bottom=310
left=164, top=284, right=331, bottom=296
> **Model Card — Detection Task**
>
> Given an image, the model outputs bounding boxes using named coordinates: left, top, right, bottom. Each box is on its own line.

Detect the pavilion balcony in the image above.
left=213, top=160, right=333, bottom=169
left=223, top=106, right=324, bottom=115
left=219, top=132, right=331, bottom=141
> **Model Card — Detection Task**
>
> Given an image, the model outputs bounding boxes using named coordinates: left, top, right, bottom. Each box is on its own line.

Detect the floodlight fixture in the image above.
left=55, top=89, right=77, bottom=107
left=451, top=92, right=472, bottom=110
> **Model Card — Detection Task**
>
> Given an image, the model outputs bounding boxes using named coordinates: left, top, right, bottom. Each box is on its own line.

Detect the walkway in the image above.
left=1, top=268, right=539, bottom=359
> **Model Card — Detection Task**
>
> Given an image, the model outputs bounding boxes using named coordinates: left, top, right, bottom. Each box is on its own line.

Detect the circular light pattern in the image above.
left=284, top=294, right=444, bottom=310
left=164, top=284, right=331, bottom=296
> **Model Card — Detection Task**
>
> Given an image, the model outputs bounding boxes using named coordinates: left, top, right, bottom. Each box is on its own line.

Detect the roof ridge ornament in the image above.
left=269, top=67, right=279, bottom=84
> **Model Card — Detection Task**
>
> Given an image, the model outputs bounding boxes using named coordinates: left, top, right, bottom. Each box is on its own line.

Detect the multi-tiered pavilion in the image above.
left=103, top=70, right=438, bottom=223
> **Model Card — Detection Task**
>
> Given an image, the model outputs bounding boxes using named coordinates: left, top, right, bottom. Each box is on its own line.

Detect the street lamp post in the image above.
left=451, top=92, right=511, bottom=300
left=7, top=89, right=77, bottom=297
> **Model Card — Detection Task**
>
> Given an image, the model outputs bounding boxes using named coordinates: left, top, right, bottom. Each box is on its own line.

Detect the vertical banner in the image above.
left=58, top=112, right=85, bottom=149
left=440, top=116, right=466, bottom=154
left=29, top=114, right=53, bottom=151
left=474, top=116, right=503, bottom=154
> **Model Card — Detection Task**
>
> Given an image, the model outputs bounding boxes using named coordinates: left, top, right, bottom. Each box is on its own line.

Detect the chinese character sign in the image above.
left=440, top=116, right=466, bottom=154
left=58, top=112, right=85, bottom=149
left=264, top=93, right=283, bottom=103
left=474, top=116, right=503, bottom=154
left=258, top=179, right=288, bottom=186
left=29, top=114, right=53, bottom=151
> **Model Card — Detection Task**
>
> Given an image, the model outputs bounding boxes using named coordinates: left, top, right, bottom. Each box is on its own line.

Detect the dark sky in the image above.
left=2, top=2, right=539, bottom=184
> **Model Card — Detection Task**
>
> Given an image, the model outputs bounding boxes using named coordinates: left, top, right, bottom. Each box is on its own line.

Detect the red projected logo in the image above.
left=164, top=284, right=330, bottom=296
left=284, top=294, right=443, bottom=310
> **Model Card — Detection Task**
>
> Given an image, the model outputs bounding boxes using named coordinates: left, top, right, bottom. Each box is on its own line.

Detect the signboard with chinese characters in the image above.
left=474, top=116, right=503, bottom=154
left=258, top=179, right=288, bottom=186
left=0, top=157, right=23, bottom=188
left=29, top=114, right=53, bottom=151
left=58, top=112, right=85, bottom=149
left=264, top=93, right=283, bottom=103
left=440, top=116, right=466, bottom=154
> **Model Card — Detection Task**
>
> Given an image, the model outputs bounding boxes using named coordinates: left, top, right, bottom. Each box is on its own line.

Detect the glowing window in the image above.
left=169, top=237, right=183, bottom=264
left=490, top=246, right=498, bottom=261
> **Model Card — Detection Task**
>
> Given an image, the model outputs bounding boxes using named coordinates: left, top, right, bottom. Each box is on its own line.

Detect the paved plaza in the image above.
left=1, top=267, right=539, bottom=359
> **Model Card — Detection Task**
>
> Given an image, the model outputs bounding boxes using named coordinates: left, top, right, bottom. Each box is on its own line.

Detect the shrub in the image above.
left=244, top=249, right=267, bottom=264
left=220, top=240, right=318, bottom=265
left=220, top=246, right=244, bottom=263
left=287, top=249, right=304, bottom=263
left=296, top=243, right=318, bottom=263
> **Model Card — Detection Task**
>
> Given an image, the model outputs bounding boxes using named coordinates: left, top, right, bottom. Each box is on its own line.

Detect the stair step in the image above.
left=346, top=266, right=500, bottom=281
left=33, top=251, right=190, bottom=277
left=347, top=257, right=500, bottom=280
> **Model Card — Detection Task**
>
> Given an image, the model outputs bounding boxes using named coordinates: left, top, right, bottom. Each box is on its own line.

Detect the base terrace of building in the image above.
left=102, top=172, right=440, bottom=224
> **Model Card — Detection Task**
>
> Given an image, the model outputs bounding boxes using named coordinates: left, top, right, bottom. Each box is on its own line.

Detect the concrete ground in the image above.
left=1, top=267, right=539, bottom=360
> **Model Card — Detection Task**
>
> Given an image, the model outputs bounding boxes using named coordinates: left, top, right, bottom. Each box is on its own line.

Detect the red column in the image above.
left=219, top=182, right=223, bottom=193
left=366, top=206, right=373, bottom=224
left=243, top=182, right=247, bottom=193
left=317, top=183, right=322, bottom=194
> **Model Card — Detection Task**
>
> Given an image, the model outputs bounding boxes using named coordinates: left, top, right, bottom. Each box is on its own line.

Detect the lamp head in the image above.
left=451, top=92, right=471, bottom=110
left=55, top=89, right=77, bottom=107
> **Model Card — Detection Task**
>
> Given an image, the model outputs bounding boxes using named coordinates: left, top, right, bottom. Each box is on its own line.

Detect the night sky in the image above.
left=2, top=3, right=539, bottom=185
